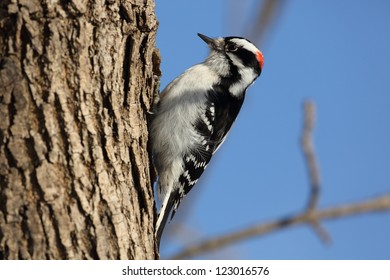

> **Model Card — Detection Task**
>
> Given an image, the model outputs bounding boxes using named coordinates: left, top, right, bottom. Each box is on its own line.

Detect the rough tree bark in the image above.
left=0, top=0, right=160, bottom=259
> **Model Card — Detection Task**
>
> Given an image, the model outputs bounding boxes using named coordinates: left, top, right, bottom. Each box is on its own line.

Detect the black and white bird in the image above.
left=150, top=33, right=264, bottom=244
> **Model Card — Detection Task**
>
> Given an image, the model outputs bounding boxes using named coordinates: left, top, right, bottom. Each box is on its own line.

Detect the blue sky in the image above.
left=155, top=0, right=390, bottom=259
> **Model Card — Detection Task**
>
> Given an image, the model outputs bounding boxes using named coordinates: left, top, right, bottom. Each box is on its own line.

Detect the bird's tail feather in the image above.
left=155, top=188, right=178, bottom=248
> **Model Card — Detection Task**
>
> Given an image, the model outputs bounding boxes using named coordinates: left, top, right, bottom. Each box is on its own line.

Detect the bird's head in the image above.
left=198, top=33, right=264, bottom=77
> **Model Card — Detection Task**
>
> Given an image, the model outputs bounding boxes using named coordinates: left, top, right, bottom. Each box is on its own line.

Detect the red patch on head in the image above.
left=256, top=51, right=264, bottom=69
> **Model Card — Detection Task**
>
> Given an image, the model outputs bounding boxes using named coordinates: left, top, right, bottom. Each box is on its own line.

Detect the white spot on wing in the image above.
left=210, top=103, right=215, bottom=116
left=201, top=112, right=213, bottom=132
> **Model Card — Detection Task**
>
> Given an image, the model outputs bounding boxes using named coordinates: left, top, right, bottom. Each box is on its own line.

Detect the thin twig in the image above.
left=249, top=0, right=284, bottom=44
left=301, top=101, right=321, bottom=211
left=310, top=220, right=331, bottom=244
left=300, top=101, right=330, bottom=243
left=170, top=195, right=390, bottom=259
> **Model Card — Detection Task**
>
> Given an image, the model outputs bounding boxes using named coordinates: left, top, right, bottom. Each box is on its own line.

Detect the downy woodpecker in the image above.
left=150, top=33, right=264, bottom=244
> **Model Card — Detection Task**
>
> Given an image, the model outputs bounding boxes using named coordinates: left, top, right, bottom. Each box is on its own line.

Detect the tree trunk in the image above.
left=0, top=0, right=160, bottom=259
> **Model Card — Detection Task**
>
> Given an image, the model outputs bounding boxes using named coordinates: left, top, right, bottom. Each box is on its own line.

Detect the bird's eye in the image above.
left=226, top=44, right=238, bottom=52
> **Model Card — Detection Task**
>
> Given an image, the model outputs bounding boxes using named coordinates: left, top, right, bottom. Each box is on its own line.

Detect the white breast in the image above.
left=151, top=64, right=219, bottom=197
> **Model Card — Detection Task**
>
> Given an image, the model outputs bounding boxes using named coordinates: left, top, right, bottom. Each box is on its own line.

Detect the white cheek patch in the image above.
left=229, top=67, right=258, bottom=97
left=228, top=53, right=245, bottom=68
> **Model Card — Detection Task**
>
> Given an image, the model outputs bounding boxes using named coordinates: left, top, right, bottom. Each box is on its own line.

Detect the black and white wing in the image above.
left=172, top=86, right=245, bottom=216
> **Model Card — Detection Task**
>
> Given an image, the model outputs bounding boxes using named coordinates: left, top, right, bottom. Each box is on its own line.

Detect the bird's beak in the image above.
left=197, top=33, right=218, bottom=50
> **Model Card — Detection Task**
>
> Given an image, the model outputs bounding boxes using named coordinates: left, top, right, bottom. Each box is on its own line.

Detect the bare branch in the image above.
left=249, top=0, right=285, bottom=44
left=310, top=220, right=331, bottom=244
left=300, top=101, right=330, bottom=243
left=301, top=100, right=321, bottom=211
left=170, top=195, right=390, bottom=259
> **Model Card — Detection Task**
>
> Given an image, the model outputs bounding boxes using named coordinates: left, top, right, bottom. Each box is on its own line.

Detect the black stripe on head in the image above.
left=221, top=54, right=241, bottom=87
left=224, top=37, right=262, bottom=75
left=224, top=36, right=247, bottom=41
left=234, top=48, right=261, bottom=75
